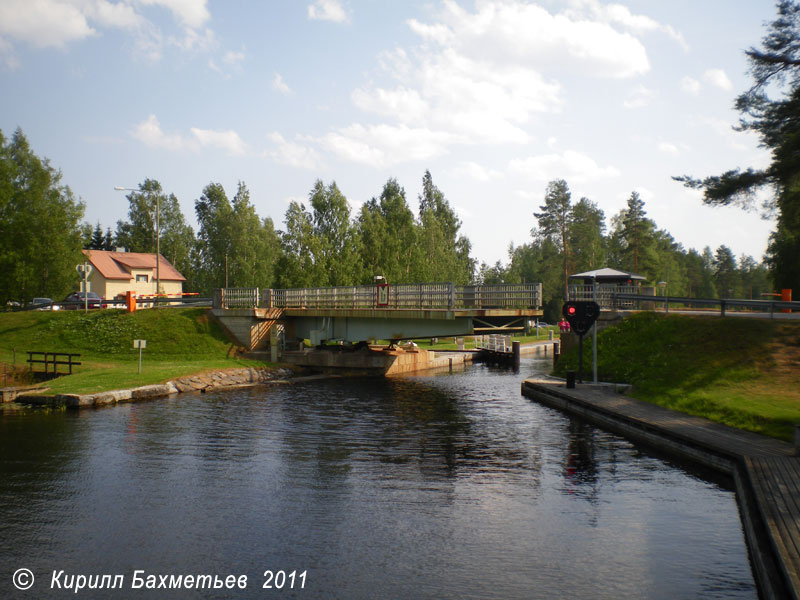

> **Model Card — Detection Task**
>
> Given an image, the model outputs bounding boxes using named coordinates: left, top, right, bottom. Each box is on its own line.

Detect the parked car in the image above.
left=29, top=297, right=60, bottom=311
left=62, top=291, right=103, bottom=309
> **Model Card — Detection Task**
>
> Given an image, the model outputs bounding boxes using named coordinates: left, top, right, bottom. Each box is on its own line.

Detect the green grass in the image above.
left=554, top=312, right=800, bottom=441
left=0, top=308, right=273, bottom=395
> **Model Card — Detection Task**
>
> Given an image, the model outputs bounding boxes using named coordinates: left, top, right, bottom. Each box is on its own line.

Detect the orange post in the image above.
left=126, top=290, right=137, bottom=313
left=782, top=289, right=792, bottom=313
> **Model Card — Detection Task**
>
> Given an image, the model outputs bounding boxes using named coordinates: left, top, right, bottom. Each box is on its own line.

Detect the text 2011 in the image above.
left=263, top=570, right=306, bottom=590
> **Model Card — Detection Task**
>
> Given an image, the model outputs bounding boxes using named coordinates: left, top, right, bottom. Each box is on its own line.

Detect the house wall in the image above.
left=86, top=270, right=183, bottom=300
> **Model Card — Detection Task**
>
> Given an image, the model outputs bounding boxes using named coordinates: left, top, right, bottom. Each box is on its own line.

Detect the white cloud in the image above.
left=338, top=0, right=662, bottom=167
left=508, top=150, right=620, bottom=183
left=658, top=142, right=680, bottom=155
left=209, top=49, right=245, bottom=75
left=0, top=0, right=96, bottom=48
left=566, top=0, right=688, bottom=51
left=307, top=0, right=349, bottom=23
left=319, top=123, right=456, bottom=168
left=0, top=0, right=212, bottom=64
left=267, top=132, right=322, bottom=170
left=138, top=0, right=210, bottom=30
left=623, top=84, right=656, bottom=109
left=132, top=114, right=188, bottom=151
left=419, top=1, right=650, bottom=79
left=704, top=68, right=733, bottom=91
left=131, top=114, right=247, bottom=156
left=223, top=50, right=245, bottom=65
left=680, top=75, right=701, bottom=95
left=272, top=73, right=292, bottom=95
left=190, top=127, right=247, bottom=155
left=451, top=161, right=503, bottom=182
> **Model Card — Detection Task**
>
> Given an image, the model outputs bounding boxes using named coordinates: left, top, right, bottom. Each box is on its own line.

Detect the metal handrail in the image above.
left=214, top=283, right=542, bottom=310
left=611, top=292, right=799, bottom=316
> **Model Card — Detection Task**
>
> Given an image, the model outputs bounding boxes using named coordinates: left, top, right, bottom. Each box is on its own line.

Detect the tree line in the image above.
left=478, top=179, right=771, bottom=321
left=98, top=170, right=474, bottom=296
left=0, top=127, right=777, bottom=320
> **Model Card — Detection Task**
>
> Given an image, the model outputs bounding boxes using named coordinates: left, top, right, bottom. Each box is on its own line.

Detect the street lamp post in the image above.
left=114, top=186, right=160, bottom=299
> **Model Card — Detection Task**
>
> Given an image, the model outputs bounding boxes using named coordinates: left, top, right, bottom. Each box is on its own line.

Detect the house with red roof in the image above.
left=81, top=249, right=185, bottom=300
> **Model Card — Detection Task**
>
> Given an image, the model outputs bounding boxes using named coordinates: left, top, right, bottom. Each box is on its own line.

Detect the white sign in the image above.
left=133, top=339, right=147, bottom=349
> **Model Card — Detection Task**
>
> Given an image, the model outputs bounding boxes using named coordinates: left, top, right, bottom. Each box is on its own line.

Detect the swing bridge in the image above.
left=211, top=282, right=543, bottom=350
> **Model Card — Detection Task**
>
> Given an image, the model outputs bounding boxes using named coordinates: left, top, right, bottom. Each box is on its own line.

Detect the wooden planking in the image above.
left=746, top=457, right=800, bottom=598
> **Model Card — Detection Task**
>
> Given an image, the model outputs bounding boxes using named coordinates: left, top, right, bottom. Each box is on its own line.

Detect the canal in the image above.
left=0, top=357, right=756, bottom=599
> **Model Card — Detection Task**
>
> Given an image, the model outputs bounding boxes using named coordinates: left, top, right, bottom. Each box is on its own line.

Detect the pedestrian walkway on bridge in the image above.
left=212, top=283, right=543, bottom=348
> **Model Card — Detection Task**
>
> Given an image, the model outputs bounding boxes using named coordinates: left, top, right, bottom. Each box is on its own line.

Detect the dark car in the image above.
left=29, top=297, right=60, bottom=311
left=63, top=291, right=103, bottom=310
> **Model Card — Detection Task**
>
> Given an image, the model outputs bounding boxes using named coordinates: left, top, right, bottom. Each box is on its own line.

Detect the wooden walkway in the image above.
left=521, top=378, right=798, bottom=600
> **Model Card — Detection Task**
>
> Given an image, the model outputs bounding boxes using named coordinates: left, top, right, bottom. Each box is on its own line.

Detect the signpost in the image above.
left=133, top=339, right=146, bottom=374
left=76, top=263, right=93, bottom=313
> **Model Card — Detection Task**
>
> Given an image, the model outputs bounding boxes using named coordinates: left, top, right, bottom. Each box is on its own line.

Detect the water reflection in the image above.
left=0, top=358, right=756, bottom=599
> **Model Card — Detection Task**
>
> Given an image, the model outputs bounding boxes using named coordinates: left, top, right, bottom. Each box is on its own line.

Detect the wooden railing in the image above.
left=214, top=283, right=542, bottom=311
left=26, top=351, right=82, bottom=377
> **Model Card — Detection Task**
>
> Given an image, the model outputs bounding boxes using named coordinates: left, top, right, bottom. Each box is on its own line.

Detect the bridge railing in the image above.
left=456, top=284, right=542, bottom=309
left=213, top=287, right=260, bottom=309
left=569, top=284, right=638, bottom=309
left=214, top=283, right=542, bottom=310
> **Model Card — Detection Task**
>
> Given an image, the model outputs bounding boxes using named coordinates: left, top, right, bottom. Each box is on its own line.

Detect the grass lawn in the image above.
left=554, top=312, right=800, bottom=441
left=0, top=308, right=273, bottom=395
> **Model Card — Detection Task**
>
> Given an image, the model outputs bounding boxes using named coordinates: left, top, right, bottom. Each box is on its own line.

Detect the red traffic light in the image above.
left=562, top=301, right=601, bottom=336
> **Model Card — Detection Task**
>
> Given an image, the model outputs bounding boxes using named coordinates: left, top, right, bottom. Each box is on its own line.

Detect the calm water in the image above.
left=0, top=358, right=756, bottom=599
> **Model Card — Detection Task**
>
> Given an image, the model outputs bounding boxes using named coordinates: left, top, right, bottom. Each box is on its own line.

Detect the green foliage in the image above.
left=308, top=180, right=359, bottom=286
left=416, top=170, right=474, bottom=284
left=533, top=179, right=572, bottom=299
left=0, top=128, right=86, bottom=304
left=674, top=1, right=800, bottom=290
left=357, top=178, right=419, bottom=283
left=554, top=313, right=800, bottom=440
left=114, top=178, right=196, bottom=290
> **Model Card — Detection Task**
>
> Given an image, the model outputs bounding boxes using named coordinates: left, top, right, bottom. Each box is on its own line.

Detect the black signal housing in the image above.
left=562, top=301, right=600, bottom=336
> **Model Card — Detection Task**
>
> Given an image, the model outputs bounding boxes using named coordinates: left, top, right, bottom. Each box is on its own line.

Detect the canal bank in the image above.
left=521, top=377, right=798, bottom=600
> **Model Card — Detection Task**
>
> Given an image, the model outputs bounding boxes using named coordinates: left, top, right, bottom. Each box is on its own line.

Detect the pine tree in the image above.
left=534, top=179, right=573, bottom=299
left=89, top=222, right=104, bottom=249
left=675, top=1, right=800, bottom=289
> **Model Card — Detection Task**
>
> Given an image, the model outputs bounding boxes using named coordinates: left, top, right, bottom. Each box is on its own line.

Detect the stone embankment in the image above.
left=13, top=367, right=293, bottom=409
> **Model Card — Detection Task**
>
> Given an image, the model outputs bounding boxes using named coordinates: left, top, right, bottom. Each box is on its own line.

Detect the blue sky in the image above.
left=0, top=0, right=779, bottom=271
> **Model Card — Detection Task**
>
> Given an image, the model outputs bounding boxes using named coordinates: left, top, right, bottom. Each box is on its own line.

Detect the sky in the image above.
left=0, top=0, right=781, bottom=271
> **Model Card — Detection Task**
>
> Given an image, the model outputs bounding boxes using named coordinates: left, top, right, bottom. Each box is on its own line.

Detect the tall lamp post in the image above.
left=114, top=186, right=160, bottom=299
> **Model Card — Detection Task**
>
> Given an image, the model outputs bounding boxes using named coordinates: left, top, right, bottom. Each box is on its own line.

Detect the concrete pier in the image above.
left=521, top=377, right=799, bottom=600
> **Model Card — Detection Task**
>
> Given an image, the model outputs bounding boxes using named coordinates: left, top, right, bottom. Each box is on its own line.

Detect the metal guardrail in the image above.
left=213, top=283, right=543, bottom=311
left=477, top=334, right=513, bottom=353
left=611, top=293, right=799, bottom=317
left=12, top=296, right=212, bottom=311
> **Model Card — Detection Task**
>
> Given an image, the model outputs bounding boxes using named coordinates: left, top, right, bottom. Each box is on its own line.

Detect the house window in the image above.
left=136, top=274, right=148, bottom=283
